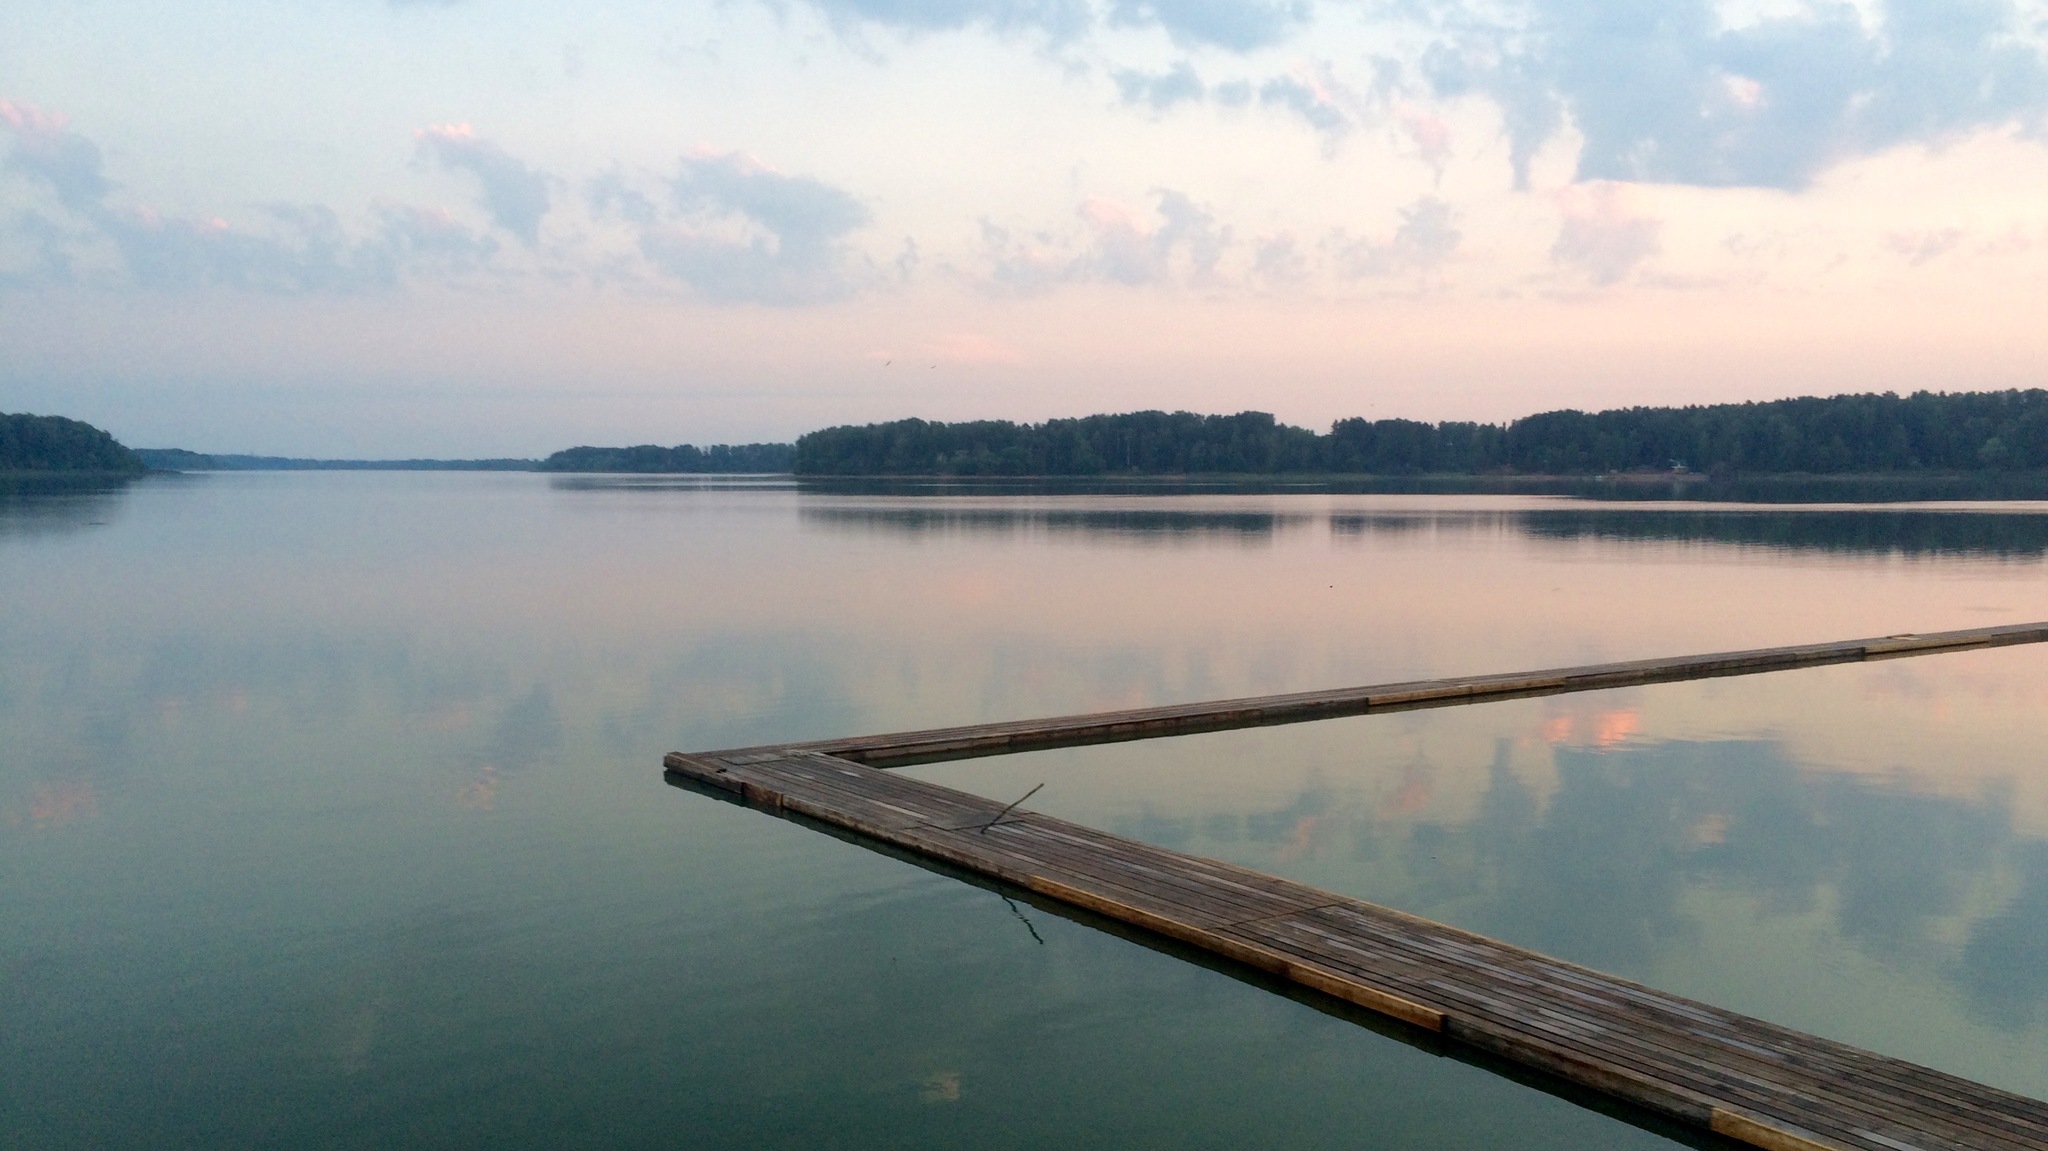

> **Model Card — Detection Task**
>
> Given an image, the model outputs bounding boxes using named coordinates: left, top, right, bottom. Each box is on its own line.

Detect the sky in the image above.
left=3, top=0, right=2047, bottom=456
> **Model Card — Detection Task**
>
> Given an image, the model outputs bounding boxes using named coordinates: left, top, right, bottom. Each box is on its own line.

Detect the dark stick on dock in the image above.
left=664, top=622, right=2048, bottom=1151
left=979, top=781, right=1043, bottom=833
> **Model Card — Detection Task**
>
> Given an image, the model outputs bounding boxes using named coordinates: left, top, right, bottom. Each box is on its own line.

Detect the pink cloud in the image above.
left=0, top=99, right=68, bottom=138
left=1551, top=182, right=1662, bottom=286
left=1399, top=106, right=1453, bottom=173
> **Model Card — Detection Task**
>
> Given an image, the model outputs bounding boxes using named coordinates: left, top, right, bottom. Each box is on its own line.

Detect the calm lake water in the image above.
left=5, top=472, right=2047, bottom=1149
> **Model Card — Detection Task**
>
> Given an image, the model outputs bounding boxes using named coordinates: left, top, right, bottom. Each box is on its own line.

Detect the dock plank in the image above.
left=663, top=623, right=2048, bottom=1151
left=691, top=622, right=2048, bottom=768
left=665, top=749, right=2048, bottom=1151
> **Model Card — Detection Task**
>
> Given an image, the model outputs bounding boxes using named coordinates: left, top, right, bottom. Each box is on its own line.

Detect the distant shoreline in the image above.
left=18, top=465, right=2048, bottom=506
left=132, top=449, right=540, bottom=472
left=17, top=388, right=2048, bottom=485
left=0, top=469, right=155, bottom=484
left=785, top=470, right=2048, bottom=501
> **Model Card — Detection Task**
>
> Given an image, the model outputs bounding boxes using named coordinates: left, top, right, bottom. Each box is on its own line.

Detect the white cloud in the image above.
left=415, top=124, right=552, bottom=245
left=1261, top=75, right=1346, bottom=133
left=98, top=203, right=397, bottom=293
left=0, top=210, right=85, bottom=288
left=1212, top=79, right=1255, bottom=107
left=0, top=101, right=113, bottom=214
left=376, top=204, right=501, bottom=274
left=984, top=188, right=1232, bottom=290
left=1886, top=226, right=1964, bottom=265
left=1251, top=231, right=1308, bottom=285
left=1107, top=0, right=1311, bottom=50
left=1329, top=195, right=1462, bottom=278
left=1424, top=0, right=2048, bottom=190
left=789, top=0, right=1093, bottom=43
left=626, top=151, right=874, bottom=305
left=1258, top=66, right=1355, bottom=144
left=1114, top=62, right=1207, bottom=111
left=588, top=168, right=662, bottom=228
left=0, top=103, right=524, bottom=294
left=787, top=0, right=1307, bottom=49
left=2, top=104, right=889, bottom=304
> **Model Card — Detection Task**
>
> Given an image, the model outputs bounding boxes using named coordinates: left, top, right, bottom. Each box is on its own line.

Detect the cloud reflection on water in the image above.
left=7, top=474, right=2048, bottom=1146
left=1106, top=732, right=2047, bottom=1035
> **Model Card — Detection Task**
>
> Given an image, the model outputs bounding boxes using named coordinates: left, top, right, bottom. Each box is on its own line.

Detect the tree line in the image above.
left=17, top=389, right=2048, bottom=478
left=795, top=411, right=1323, bottom=476
left=1, top=413, right=146, bottom=474
left=539, top=442, right=797, bottom=473
left=793, top=390, right=2048, bottom=476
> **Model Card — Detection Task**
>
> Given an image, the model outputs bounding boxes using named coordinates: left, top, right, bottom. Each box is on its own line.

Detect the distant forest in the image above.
left=19, top=389, right=2048, bottom=479
left=1, top=413, right=145, bottom=474
left=794, top=390, right=2048, bottom=476
left=133, top=449, right=536, bottom=471
left=539, top=443, right=797, bottom=473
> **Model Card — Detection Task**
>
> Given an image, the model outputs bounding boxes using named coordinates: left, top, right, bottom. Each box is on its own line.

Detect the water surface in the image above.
left=4, top=473, right=2046, bottom=1148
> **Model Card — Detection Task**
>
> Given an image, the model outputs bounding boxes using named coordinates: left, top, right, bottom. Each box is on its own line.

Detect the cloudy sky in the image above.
left=3, top=0, right=2047, bottom=455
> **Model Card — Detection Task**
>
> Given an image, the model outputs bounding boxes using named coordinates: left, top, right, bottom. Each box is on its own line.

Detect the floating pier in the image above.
left=665, top=622, right=2048, bottom=1151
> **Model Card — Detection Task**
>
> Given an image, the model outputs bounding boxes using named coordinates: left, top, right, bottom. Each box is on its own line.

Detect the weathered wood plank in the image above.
left=663, top=624, right=2048, bottom=1151
left=673, top=621, right=2048, bottom=768
left=662, top=748, right=2048, bottom=1151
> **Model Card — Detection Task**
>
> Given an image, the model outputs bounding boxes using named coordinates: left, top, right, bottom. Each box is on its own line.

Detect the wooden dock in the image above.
left=761, top=622, right=2048, bottom=767
left=665, top=623, right=2048, bottom=1151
